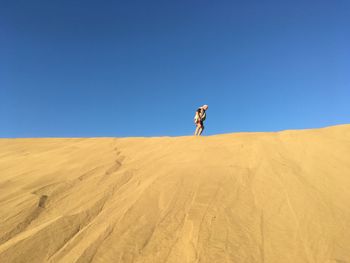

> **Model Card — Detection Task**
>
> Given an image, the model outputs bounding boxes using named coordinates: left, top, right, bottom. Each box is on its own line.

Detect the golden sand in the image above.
left=0, top=124, right=349, bottom=263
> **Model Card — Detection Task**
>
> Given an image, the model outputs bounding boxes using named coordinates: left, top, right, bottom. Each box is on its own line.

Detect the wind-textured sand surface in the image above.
left=0, top=125, right=350, bottom=263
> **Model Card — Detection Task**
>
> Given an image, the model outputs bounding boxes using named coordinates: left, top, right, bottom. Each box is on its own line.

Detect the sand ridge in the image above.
left=0, top=125, right=350, bottom=262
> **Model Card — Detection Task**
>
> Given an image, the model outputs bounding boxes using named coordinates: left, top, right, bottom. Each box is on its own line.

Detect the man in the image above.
left=194, top=104, right=208, bottom=136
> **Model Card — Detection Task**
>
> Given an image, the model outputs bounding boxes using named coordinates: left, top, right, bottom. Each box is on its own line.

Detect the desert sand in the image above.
left=0, top=124, right=349, bottom=263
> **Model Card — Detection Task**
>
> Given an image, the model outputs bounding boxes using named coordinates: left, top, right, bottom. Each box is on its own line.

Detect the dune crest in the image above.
left=1, top=125, right=350, bottom=263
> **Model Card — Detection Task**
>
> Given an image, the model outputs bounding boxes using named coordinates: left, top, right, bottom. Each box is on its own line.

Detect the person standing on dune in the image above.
left=194, top=104, right=208, bottom=136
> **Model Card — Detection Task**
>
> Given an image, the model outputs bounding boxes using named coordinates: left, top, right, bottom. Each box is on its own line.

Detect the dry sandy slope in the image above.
left=0, top=125, right=350, bottom=263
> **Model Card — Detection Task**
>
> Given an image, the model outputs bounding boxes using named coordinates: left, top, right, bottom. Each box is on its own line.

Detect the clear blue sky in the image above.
left=1, top=0, right=349, bottom=137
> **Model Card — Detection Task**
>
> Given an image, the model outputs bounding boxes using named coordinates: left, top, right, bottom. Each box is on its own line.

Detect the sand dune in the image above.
left=0, top=125, right=350, bottom=263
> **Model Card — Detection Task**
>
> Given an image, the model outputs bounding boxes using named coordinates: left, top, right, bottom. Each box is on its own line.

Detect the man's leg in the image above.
left=198, top=125, right=204, bottom=135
